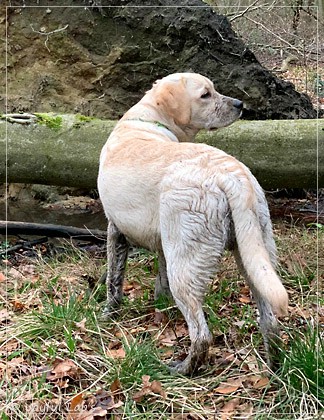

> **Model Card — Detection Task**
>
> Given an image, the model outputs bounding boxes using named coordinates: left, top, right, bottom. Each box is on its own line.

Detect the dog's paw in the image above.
left=168, top=359, right=193, bottom=376
left=101, top=305, right=120, bottom=321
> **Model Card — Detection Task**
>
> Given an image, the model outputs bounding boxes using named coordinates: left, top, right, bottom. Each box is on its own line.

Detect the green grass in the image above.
left=109, top=336, right=169, bottom=389
left=279, top=324, right=323, bottom=402
left=20, top=293, right=99, bottom=340
left=254, top=323, right=324, bottom=419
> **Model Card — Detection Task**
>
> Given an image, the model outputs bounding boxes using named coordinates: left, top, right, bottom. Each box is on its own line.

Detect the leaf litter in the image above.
left=0, top=219, right=322, bottom=418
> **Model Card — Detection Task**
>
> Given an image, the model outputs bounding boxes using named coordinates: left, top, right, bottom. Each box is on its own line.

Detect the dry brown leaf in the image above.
left=8, top=267, right=24, bottom=280
left=221, top=397, right=241, bottom=419
left=75, top=318, right=87, bottom=331
left=47, top=359, right=80, bottom=381
left=70, top=393, right=84, bottom=412
left=72, top=407, right=108, bottom=420
left=11, top=300, right=25, bottom=311
left=91, top=389, right=123, bottom=412
left=238, top=295, right=251, bottom=303
left=240, top=286, right=250, bottom=295
left=89, top=407, right=108, bottom=417
left=175, top=322, right=188, bottom=337
left=215, top=379, right=241, bottom=395
left=1, top=339, right=18, bottom=355
left=149, top=379, right=166, bottom=399
left=0, top=272, right=6, bottom=282
left=133, top=375, right=166, bottom=402
left=20, top=264, right=36, bottom=276
left=253, top=376, right=269, bottom=389
left=106, top=347, right=126, bottom=359
left=215, top=385, right=240, bottom=395
left=159, top=328, right=178, bottom=347
left=110, top=378, right=122, bottom=395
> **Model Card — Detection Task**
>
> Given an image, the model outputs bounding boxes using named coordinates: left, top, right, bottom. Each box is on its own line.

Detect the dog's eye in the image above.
left=201, top=91, right=211, bottom=99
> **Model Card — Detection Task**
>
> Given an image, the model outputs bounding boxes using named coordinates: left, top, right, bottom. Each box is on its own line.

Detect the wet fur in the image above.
left=98, top=73, right=288, bottom=375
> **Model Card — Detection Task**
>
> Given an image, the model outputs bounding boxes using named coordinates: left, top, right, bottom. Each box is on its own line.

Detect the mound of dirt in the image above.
left=2, top=0, right=316, bottom=120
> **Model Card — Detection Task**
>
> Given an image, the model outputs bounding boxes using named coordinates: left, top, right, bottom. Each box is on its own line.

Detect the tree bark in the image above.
left=0, top=115, right=322, bottom=189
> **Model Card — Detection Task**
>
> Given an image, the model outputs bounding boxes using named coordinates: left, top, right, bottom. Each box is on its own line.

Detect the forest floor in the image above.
left=0, top=216, right=323, bottom=419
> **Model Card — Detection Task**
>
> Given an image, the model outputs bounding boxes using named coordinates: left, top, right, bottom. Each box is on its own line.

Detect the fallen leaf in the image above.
left=238, top=295, right=251, bottom=303
left=253, top=376, right=269, bottom=389
left=70, top=393, right=84, bottom=412
left=106, top=347, right=126, bottom=359
left=158, top=328, right=178, bottom=347
left=238, top=401, right=254, bottom=417
left=20, top=264, right=36, bottom=276
left=110, top=378, right=122, bottom=395
left=0, top=272, right=6, bottom=282
left=221, top=397, right=241, bottom=419
left=8, top=267, right=24, bottom=280
left=240, top=286, right=250, bottom=295
left=57, top=378, right=70, bottom=389
left=75, top=318, right=87, bottom=331
left=150, top=380, right=166, bottom=398
left=73, top=406, right=107, bottom=420
left=215, top=384, right=240, bottom=395
left=47, top=359, right=80, bottom=382
left=89, top=407, right=107, bottom=417
left=133, top=375, right=166, bottom=402
left=11, top=300, right=25, bottom=311
left=215, top=379, right=241, bottom=395
left=1, top=339, right=18, bottom=355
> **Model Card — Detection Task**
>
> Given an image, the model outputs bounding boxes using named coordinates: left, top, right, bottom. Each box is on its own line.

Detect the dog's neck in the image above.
left=122, top=118, right=179, bottom=142
left=121, top=101, right=199, bottom=143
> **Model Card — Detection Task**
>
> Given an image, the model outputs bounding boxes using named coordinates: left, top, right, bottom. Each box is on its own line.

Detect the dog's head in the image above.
left=152, top=73, right=243, bottom=130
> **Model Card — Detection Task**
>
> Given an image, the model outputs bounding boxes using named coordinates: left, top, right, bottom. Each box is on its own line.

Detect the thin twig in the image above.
left=229, top=0, right=264, bottom=22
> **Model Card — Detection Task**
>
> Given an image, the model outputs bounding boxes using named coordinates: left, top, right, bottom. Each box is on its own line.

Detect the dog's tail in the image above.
left=218, top=171, right=288, bottom=318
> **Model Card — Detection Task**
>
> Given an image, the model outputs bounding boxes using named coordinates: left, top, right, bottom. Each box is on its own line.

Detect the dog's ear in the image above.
left=154, top=77, right=191, bottom=125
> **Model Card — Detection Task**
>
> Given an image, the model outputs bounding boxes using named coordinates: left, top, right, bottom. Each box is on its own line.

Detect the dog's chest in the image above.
left=99, top=170, right=162, bottom=251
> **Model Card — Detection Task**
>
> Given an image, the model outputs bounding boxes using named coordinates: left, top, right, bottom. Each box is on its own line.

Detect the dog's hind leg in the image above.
left=154, top=251, right=172, bottom=300
left=167, top=269, right=213, bottom=375
left=160, top=189, right=229, bottom=375
left=102, top=219, right=129, bottom=318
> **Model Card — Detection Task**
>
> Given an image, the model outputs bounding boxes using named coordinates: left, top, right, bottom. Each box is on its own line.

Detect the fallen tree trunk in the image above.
left=0, top=115, right=322, bottom=189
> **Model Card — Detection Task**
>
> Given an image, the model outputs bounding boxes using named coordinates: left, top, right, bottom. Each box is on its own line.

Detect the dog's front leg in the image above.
left=102, top=219, right=129, bottom=318
left=154, top=251, right=172, bottom=300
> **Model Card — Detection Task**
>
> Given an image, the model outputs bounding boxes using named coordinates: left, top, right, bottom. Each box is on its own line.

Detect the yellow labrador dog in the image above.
left=98, top=73, right=288, bottom=375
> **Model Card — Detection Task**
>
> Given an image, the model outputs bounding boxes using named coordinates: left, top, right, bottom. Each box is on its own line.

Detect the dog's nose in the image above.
left=233, top=99, right=243, bottom=110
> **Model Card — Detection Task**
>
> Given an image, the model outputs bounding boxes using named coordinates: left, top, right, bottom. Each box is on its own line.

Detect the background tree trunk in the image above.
left=1, top=115, right=322, bottom=190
